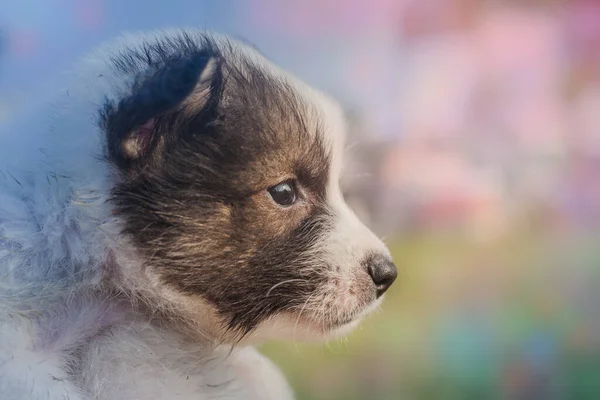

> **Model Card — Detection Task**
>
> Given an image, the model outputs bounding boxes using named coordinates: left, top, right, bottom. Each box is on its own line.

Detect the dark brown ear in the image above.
left=102, top=48, right=219, bottom=172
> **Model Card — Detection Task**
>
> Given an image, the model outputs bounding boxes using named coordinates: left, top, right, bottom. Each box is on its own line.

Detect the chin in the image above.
left=246, top=296, right=386, bottom=344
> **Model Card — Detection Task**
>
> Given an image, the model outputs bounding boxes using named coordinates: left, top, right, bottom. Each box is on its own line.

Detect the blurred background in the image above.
left=2, top=0, right=600, bottom=399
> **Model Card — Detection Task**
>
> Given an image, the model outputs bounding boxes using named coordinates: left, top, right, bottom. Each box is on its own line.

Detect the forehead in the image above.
left=218, top=36, right=348, bottom=147
left=213, top=44, right=348, bottom=185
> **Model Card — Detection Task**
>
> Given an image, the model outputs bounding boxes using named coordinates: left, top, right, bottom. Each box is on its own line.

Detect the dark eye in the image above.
left=268, top=180, right=297, bottom=207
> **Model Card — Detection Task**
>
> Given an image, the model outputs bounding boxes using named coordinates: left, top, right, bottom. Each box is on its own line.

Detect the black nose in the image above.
left=367, top=256, right=397, bottom=298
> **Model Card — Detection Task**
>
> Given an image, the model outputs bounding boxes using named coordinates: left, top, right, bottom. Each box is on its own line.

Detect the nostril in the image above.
left=367, top=257, right=398, bottom=298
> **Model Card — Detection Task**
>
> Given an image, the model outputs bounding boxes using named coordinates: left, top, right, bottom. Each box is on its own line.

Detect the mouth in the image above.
left=322, top=316, right=355, bottom=330
left=250, top=295, right=384, bottom=342
left=321, top=296, right=384, bottom=331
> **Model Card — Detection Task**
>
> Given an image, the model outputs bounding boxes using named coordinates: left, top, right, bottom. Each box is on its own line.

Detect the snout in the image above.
left=366, top=255, right=397, bottom=298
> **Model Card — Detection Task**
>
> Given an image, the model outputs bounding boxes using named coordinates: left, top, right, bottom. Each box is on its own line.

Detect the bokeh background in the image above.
left=2, top=0, right=600, bottom=399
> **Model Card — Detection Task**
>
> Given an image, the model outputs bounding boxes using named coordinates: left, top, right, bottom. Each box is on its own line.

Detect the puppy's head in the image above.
left=101, top=31, right=396, bottom=342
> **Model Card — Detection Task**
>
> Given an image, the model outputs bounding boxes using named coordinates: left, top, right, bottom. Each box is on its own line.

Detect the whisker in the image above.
left=265, top=279, right=307, bottom=298
left=293, top=292, right=317, bottom=341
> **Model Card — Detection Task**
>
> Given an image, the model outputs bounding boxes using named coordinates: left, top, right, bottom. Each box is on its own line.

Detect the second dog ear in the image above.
left=102, top=49, right=219, bottom=172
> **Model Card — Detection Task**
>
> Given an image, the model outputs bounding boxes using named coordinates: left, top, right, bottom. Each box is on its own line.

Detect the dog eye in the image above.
left=268, top=180, right=297, bottom=207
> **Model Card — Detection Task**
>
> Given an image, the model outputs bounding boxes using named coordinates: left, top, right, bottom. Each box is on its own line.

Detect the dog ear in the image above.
left=102, top=50, right=219, bottom=172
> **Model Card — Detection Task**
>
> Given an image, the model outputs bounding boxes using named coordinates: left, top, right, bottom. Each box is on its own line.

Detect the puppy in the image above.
left=0, top=29, right=397, bottom=400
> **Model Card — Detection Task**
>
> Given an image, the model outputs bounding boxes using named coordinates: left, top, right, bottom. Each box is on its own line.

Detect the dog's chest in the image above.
left=74, top=320, right=293, bottom=400
left=1, top=302, right=293, bottom=400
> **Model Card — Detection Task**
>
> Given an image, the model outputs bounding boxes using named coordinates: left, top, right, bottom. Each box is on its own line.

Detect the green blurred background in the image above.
left=2, top=0, right=600, bottom=398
